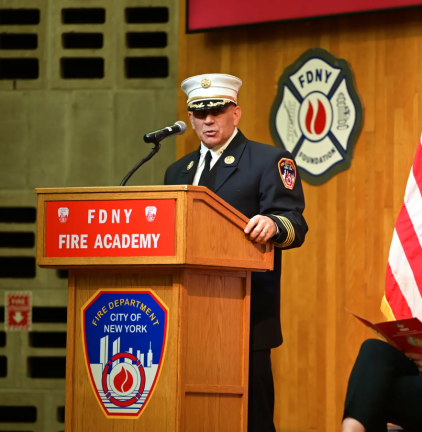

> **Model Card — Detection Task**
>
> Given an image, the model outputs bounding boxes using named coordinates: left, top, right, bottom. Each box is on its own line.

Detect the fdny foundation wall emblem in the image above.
left=82, top=289, right=168, bottom=419
left=270, top=48, right=363, bottom=185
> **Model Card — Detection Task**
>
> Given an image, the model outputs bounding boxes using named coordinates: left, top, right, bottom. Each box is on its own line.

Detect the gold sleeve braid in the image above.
left=272, top=215, right=295, bottom=248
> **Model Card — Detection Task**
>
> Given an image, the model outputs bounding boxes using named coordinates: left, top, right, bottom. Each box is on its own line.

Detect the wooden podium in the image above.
left=35, top=186, right=273, bottom=432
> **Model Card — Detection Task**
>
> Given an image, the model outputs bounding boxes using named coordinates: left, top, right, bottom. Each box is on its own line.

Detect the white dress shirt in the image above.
left=192, top=128, right=238, bottom=186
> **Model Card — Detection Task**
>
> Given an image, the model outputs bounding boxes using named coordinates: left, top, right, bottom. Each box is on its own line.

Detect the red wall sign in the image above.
left=45, top=200, right=175, bottom=257
left=187, top=0, right=422, bottom=31
left=6, top=292, right=32, bottom=331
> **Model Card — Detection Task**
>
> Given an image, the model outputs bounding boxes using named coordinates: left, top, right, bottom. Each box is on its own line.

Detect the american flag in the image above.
left=381, top=136, right=422, bottom=321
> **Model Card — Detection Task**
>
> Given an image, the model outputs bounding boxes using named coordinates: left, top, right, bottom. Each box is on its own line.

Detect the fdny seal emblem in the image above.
left=270, top=48, right=363, bottom=185
left=82, top=289, right=168, bottom=418
left=278, top=158, right=296, bottom=190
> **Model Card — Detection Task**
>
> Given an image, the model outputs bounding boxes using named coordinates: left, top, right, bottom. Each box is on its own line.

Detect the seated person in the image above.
left=342, top=339, right=422, bottom=432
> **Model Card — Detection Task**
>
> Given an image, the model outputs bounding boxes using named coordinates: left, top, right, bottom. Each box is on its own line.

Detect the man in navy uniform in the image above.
left=164, top=74, right=308, bottom=432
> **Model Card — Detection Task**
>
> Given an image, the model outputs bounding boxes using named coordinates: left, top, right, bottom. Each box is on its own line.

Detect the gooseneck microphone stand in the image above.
left=119, top=130, right=165, bottom=187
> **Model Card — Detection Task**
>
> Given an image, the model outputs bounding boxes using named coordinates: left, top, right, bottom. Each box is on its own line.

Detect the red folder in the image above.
left=347, top=309, right=422, bottom=355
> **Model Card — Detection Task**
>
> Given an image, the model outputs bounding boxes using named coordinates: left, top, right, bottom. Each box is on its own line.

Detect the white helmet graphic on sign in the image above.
left=58, top=207, right=69, bottom=223
left=145, top=206, right=157, bottom=222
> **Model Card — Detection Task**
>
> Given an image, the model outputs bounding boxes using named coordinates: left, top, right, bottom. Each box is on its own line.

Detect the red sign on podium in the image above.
left=45, top=199, right=175, bottom=257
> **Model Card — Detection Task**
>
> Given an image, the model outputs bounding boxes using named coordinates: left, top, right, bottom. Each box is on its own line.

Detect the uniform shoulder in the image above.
left=246, top=140, right=294, bottom=160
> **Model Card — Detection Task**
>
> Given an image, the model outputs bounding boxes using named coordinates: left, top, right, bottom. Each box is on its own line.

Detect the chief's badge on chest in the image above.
left=278, top=158, right=296, bottom=190
left=224, top=156, right=235, bottom=165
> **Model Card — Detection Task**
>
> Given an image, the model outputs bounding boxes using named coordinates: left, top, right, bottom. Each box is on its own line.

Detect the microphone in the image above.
left=120, top=121, right=187, bottom=186
left=143, top=121, right=187, bottom=143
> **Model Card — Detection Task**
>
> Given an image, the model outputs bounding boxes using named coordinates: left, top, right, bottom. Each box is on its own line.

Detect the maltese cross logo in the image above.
left=270, top=48, right=363, bottom=186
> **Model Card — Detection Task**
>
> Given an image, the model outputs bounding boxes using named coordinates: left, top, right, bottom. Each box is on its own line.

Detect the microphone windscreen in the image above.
left=175, top=121, right=187, bottom=134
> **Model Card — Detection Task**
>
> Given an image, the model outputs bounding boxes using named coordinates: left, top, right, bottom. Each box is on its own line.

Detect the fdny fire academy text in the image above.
left=57, top=208, right=161, bottom=249
left=58, top=233, right=160, bottom=249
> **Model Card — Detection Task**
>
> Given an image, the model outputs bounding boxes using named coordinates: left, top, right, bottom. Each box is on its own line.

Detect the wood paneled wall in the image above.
left=177, top=5, right=422, bottom=431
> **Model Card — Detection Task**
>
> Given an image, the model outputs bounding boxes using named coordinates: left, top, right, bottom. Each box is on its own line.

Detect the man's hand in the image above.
left=406, top=353, right=422, bottom=372
left=244, top=215, right=277, bottom=245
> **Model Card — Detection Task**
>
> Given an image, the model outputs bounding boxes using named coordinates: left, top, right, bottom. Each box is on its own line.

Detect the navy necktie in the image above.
left=198, top=150, right=212, bottom=186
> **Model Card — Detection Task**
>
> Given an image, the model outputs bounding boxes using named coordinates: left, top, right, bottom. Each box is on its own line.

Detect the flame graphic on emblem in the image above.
left=305, top=99, right=326, bottom=135
left=113, top=366, right=134, bottom=393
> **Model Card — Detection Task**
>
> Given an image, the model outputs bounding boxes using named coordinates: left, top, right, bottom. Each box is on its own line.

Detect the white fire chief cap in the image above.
left=181, top=73, right=242, bottom=111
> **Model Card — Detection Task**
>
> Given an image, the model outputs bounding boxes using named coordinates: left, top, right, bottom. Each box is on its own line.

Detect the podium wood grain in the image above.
left=35, top=187, right=262, bottom=432
left=65, top=268, right=250, bottom=432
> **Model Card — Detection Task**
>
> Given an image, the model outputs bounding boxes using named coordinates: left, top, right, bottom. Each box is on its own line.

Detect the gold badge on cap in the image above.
left=187, top=161, right=194, bottom=170
left=201, top=78, right=211, bottom=88
left=224, top=156, right=235, bottom=164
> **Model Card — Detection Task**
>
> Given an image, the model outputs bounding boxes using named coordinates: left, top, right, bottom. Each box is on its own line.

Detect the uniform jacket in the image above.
left=164, top=130, right=308, bottom=350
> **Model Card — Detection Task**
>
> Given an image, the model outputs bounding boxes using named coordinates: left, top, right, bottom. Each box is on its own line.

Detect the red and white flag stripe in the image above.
left=382, top=135, right=422, bottom=321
